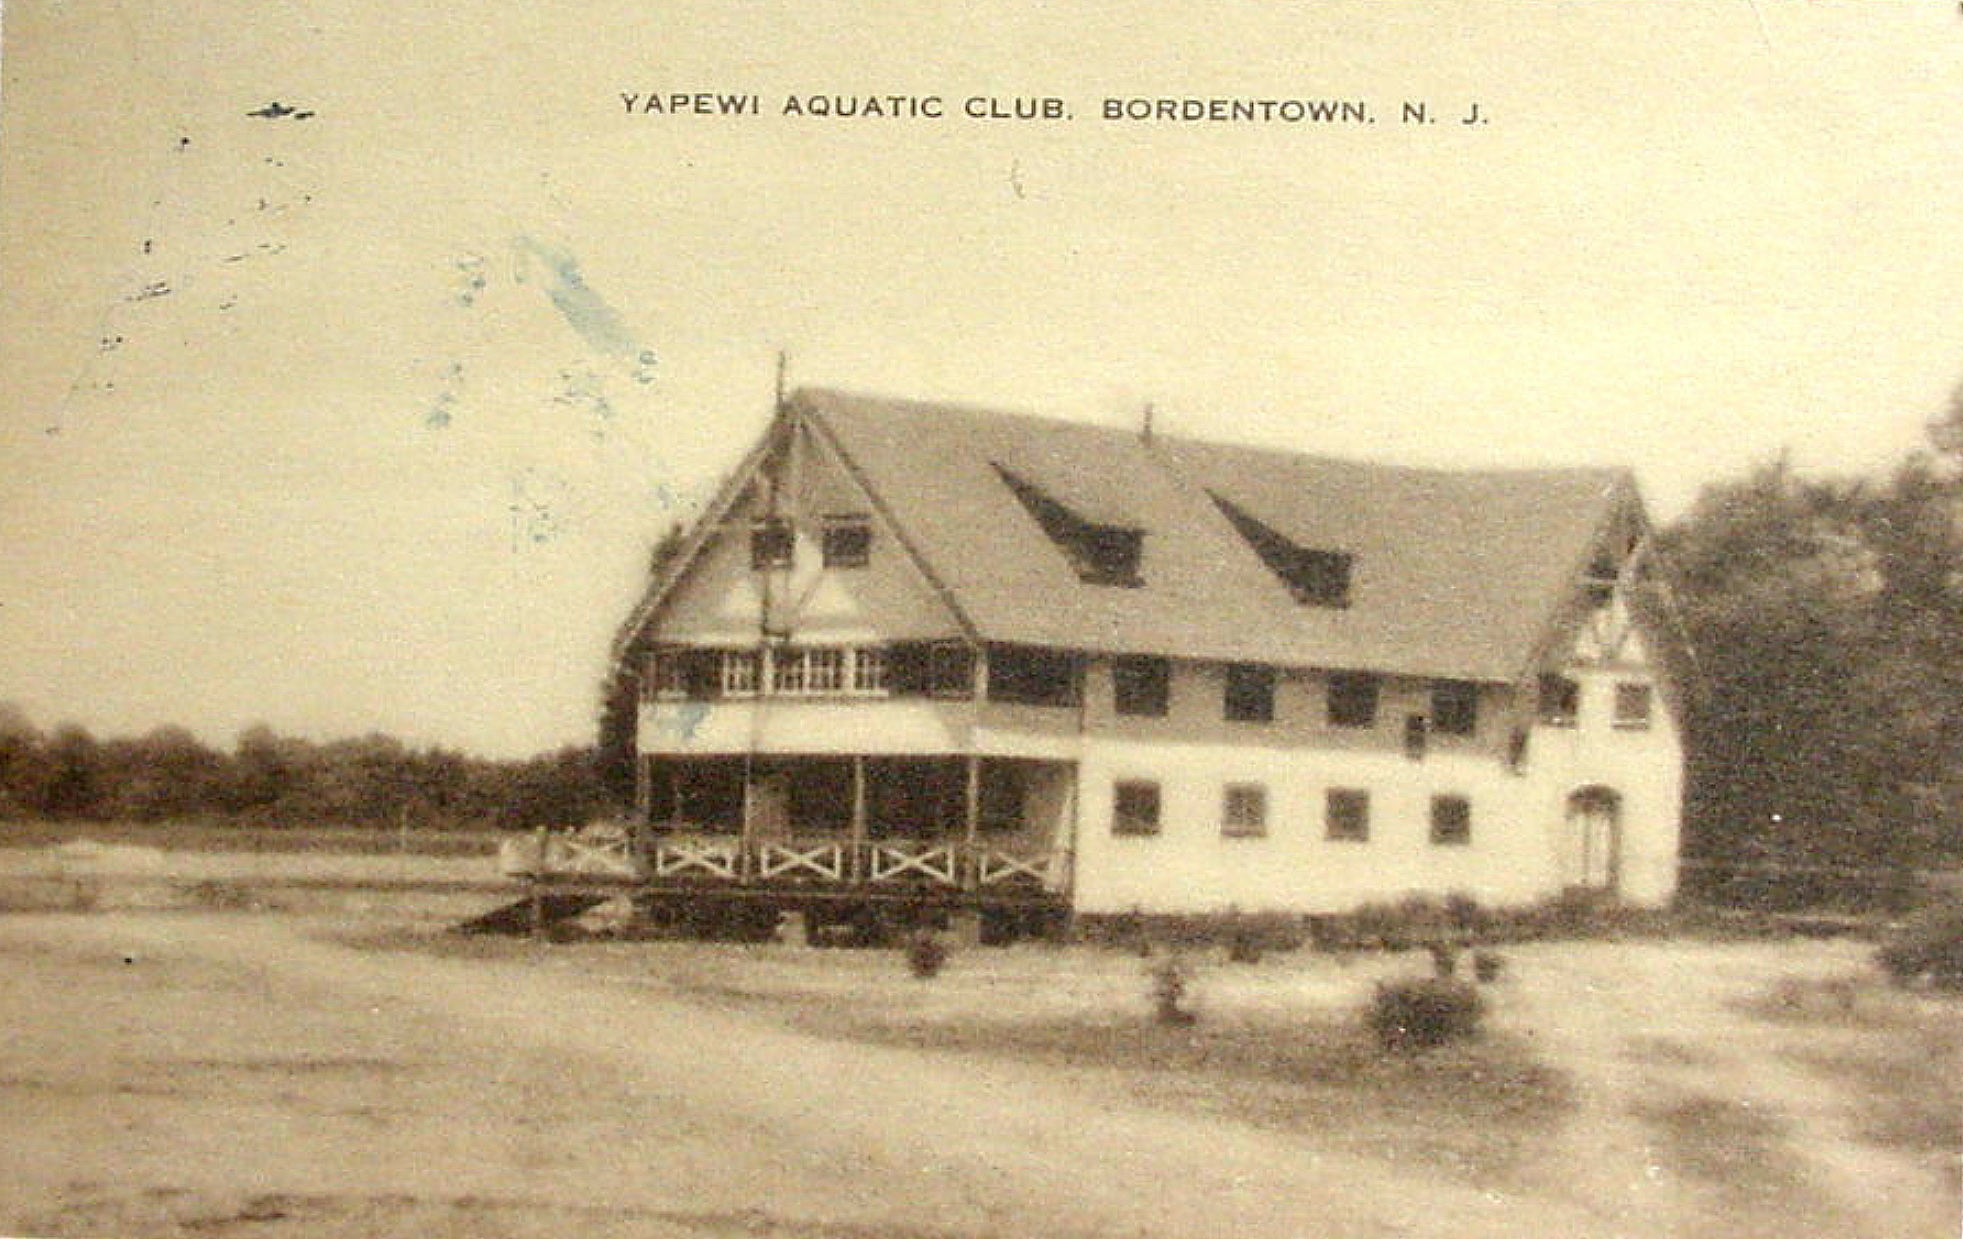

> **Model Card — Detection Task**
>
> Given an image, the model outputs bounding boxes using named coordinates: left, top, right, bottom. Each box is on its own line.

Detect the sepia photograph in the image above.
left=0, top=2, right=1959, bottom=1236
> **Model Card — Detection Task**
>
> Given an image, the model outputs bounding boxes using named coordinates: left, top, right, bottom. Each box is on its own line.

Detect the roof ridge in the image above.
left=794, top=385, right=1632, bottom=481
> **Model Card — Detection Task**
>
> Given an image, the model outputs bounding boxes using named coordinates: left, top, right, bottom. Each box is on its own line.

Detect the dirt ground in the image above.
left=0, top=906, right=1955, bottom=1239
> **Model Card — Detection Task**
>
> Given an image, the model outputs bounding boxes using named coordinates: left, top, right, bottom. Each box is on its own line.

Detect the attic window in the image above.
left=993, top=464, right=1144, bottom=587
left=1208, top=493, right=1352, bottom=607
left=822, top=515, right=871, bottom=568
left=751, top=518, right=794, bottom=570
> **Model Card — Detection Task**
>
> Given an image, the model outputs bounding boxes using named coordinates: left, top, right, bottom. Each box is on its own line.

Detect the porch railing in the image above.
left=503, top=831, right=1067, bottom=893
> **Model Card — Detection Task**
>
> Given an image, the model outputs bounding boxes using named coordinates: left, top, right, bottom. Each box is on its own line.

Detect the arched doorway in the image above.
left=1565, top=786, right=1622, bottom=892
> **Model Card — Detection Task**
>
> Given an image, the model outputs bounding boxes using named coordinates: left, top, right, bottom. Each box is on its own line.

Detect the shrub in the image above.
left=1427, top=941, right=1460, bottom=977
left=1150, top=955, right=1196, bottom=1025
left=1444, top=891, right=1484, bottom=936
left=905, top=930, right=949, bottom=979
left=1225, top=910, right=1305, bottom=962
left=1472, top=949, right=1505, bottom=983
left=1875, top=897, right=1963, bottom=990
left=1367, top=977, right=1484, bottom=1051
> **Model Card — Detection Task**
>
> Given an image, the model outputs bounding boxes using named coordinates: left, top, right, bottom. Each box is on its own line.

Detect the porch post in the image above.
left=633, top=754, right=652, bottom=823
left=739, top=760, right=755, bottom=877
left=850, top=756, right=867, bottom=880
left=961, top=750, right=977, bottom=867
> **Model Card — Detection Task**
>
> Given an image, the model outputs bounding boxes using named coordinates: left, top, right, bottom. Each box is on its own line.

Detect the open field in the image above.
left=1, top=883, right=1957, bottom=1239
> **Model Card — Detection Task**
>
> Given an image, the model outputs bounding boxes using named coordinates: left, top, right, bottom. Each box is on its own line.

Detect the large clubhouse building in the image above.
left=606, top=388, right=1685, bottom=917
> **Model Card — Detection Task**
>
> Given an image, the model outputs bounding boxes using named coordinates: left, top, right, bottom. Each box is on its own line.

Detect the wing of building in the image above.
left=608, top=387, right=1687, bottom=917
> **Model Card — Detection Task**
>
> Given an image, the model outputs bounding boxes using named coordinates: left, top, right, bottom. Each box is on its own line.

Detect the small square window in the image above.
left=822, top=517, right=871, bottom=568
left=1222, top=784, right=1267, bottom=838
left=751, top=518, right=794, bottom=570
left=1225, top=664, right=1275, bottom=723
left=1326, top=788, right=1369, bottom=842
left=1327, top=672, right=1379, bottom=728
left=1538, top=674, right=1580, bottom=727
left=1113, top=780, right=1161, bottom=837
left=1614, top=683, right=1653, bottom=730
left=1431, top=680, right=1478, bottom=737
left=1430, top=794, right=1471, bottom=846
left=1113, top=656, right=1170, bottom=717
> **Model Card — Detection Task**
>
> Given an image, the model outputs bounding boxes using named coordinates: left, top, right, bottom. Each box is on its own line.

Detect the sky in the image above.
left=3, top=0, right=1962, bottom=757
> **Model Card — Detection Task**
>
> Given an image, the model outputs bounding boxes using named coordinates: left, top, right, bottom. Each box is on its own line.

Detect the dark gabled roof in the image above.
left=795, top=388, right=1637, bottom=683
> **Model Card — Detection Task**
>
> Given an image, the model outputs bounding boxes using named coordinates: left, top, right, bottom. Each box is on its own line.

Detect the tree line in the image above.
left=0, top=714, right=602, bottom=833
left=0, top=404, right=1958, bottom=867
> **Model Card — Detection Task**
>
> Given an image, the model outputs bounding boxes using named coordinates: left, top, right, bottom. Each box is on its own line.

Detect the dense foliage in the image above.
left=1660, top=400, right=1963, bottom=876
left=0, top=710, right=603, bottom=832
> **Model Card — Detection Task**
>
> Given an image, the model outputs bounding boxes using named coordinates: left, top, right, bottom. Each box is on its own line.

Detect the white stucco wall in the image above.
left=1057, top=653, right=1682, bottom=915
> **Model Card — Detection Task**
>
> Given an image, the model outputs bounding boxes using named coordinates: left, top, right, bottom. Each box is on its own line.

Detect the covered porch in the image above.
left=628, top=754, right=1074, bottom=895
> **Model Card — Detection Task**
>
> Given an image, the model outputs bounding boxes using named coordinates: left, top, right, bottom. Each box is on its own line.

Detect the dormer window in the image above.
left=821, top=515, right=871, bottom=568
left=750, top=517, right=793, bottom=570
left=993, top=464, right=1144, bottom=587
left=1208, top=493, right=1351, bottom=607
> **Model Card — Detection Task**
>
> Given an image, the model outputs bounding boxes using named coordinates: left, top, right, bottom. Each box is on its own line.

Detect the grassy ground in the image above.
left=2, top=865, right=1957, bottom=1236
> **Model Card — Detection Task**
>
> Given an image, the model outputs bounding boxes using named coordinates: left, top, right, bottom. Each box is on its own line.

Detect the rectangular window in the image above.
left=1222, top=784, right=1267, bottom=838
left=805, top=647, right=844, bottom=693
left=1112, top=780, right=1161, bottom=837
left=720, top=650, right=759, bottom=696
left=1224, top=663, right=1275, bottom=723
left=1403, top=714, right=1427, bottom=761
left=1112, top=655, right=1170, bottom=717
left=1538, top=674, right=1580, bottom=727
left=770, top=647, right=807, bottom=694
left=750, top=518, right=793, bottom=570
left=1325, top=788, right=1369, bottom=842
left=1327, top=672, right=1379, bottom=728
left=650, top=651, right=690, bottom=698
left=1614, top=682, right=1653, bottom=730
left=1430, top=794, right=1471, bottom=846
left=886, top=642, right=974, bottom=697
left=1431, top=680, right=1479, bottom=737
left=821, top=516, right=871, bottom=568
left=987, top=645, right=1080, bottom=707
left=850, top=647, right=886, bottom=692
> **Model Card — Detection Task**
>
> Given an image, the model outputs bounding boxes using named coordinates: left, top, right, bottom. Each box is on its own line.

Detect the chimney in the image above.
left=1141, top=402, right=1155, bottom=445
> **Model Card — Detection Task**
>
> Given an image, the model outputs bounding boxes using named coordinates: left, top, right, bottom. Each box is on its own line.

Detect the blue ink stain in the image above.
left=513, top=236, right=650, bottom=368
left=670, top=702, right=709, bottom=741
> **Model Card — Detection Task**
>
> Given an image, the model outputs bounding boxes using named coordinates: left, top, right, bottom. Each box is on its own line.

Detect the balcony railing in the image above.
left=500, top=829, right=1068, bottom=894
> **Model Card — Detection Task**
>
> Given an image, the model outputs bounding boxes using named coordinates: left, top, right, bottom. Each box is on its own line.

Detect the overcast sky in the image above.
left=3, top=1, right=1962, bottom=757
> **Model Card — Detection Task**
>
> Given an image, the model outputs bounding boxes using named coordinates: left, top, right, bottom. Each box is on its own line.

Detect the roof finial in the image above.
left=774, top=349, right=789, bottom=411
left=1141, top=401, right=1155, bottom=445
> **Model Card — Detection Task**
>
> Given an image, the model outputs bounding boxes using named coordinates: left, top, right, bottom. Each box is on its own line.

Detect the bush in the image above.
left=1472, top=949, right=1505, bottom=983
left=1875, top=897, right=1963, bottom=990
left=905, top=930, right=949, bottom=979
left=1444, top=891, right=1485, bottom=937
left=1366, top=977, right=1484, bottom=1051
left=1427, top=941, right=1460, bottom=977
left=1150, top=955, right=1196, bottom=1025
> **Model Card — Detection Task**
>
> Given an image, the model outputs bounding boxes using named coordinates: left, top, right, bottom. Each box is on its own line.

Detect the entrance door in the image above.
left=1566, top=787, right=1622, bottom=892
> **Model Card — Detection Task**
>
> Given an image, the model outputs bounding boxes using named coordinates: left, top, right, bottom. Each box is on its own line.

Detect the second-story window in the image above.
left=721, top=650, right=760, bottom=696
left=1431, top=680, right=1479, bottom=736
left=1113, top=655, right=1170, bottom=717
left=1538, top=674, right=1580, bottom=727
left=1327, top=672, right=1379, bottom=728
left=1224, top=664, right=1275, bottom=723
left=1614, top=683, right=1653, bottom=730
left=851, top=647, right=886, bottom=692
